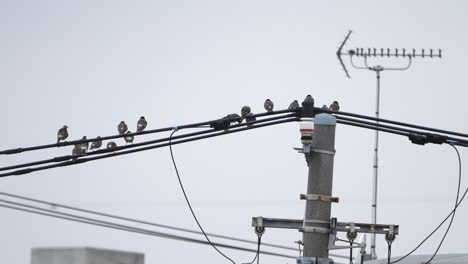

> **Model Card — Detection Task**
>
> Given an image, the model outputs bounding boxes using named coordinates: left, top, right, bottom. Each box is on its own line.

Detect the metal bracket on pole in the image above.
left=300, top=194, right=339, bottom=203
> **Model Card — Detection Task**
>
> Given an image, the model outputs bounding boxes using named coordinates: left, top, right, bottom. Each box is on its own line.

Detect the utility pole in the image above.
left=251, top=99, right=398, bottom=264
left=302, top=114, right=336, bottom=261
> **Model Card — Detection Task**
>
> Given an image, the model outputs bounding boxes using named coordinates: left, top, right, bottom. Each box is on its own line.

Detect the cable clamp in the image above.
left=311, top=148, right=336, bottom=156
left=300, top=194, right=339, bottom=203
left=172, top=126, right=179, bottom=131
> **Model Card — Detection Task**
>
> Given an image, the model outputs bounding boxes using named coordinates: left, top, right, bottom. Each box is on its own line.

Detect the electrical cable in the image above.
left=0, top=117, right=300, bottom=178
left=0, top=191, right=298, bottom=252
left=391, top=144, right=464, bottom=264
left=349, top=242, right=353, bottom=264
left=318, top=108, right=468, bottom=140
left=243, top=235, right=262, bottom=264
left=0, top=113, right=297, bottom=172
left=0, top=201, right=296, bottom=259
left=387, top=242, right=392, bottom=264
left=0, top=109, right=297, bottom=155
left=169, top=129, right=237, bottom=264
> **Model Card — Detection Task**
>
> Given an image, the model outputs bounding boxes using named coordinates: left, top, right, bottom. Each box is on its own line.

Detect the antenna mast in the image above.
left=336, top=31, right=442, bottom=260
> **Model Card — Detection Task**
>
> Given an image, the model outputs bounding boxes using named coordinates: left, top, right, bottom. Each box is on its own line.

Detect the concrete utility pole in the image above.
left=302, top=114, right=336, bottom=263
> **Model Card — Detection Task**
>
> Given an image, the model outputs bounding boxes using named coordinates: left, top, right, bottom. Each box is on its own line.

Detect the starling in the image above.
left=137, top=116, right=147, bottom=132
left=72, top=144, right=82, bottom=156
left=79, top=136, right=89, bottom=153
left=264, top=99, right=274, bottom=112
left=246, top=113, right=256, bottom=127
left=107, top=141, right=117, bottom=149
left=118, top=121, right=128, bottom=135
left=302, top=95, right=314, bottom=105
left=288, top=100, right=299, bottom=110
left=322, top=104, right=328, bottom=110
left=90, top=136, right=102, bottom=150
left=57, top=125, right=69, bottom=143
left=124, top=131, right=134, bottom=144
left=329, top=101, right=340, bottom=112
left=241, top=106, right=251, bottom=118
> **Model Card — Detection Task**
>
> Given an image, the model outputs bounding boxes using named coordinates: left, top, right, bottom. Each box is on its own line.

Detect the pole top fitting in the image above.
left=314, top=114, right=336, bottom=126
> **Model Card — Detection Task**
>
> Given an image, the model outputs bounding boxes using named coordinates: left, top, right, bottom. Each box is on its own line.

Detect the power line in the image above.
left=0, top=116, right=300, bottom=178
left=0, top=191, right=298, bottom=251
left=0, top=109, right=297, bottom=155
left=0, top=199, right=297, bottom=260
left=169, top=129, right=236, bottom=264
left=391, top=144, right=465, bottom=263
left=0, top=113, right=297, bottom=172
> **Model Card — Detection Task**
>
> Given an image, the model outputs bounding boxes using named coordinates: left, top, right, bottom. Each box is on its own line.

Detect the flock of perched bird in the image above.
left=56, top=97, right=340, bottom=156
left=56, top=116, right=147, bottom=156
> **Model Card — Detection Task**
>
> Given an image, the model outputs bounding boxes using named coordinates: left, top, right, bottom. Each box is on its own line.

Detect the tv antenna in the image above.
left=336, top=30, right=442, bottom=260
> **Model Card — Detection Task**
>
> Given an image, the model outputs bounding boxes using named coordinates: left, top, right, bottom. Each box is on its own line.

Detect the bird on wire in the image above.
left=302, top=95, right=314, bottom=105
left=322, top=104, right=328, bottom=110
left=329, top=101, right=340, bottom=112
left=107, top=141, right=117, bottom=149
left=288, top=100, right=299, bottom=110
left=72, top=144, right=82, bottom=156
left=118, top=121, right=128, bottom=135
left=264, top=99, right=274, bottom=112
left=241, top=106, right=251, bottom=118
left=57, top=125, right=69, bottom=143
left=137, top=116, right=147, bottom=132
left=79, top=136, right=89, bottom=153
left=90, top=137, right=102, bottom=150
left=124, top=131, right=134, bottom=144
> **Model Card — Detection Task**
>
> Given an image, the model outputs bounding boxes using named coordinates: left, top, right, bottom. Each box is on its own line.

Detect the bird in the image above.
left=90, top=137, right=102, bottom=150
left=79, top=136, right=89, bottom=153
left=302, top=95, right=314, bottom=105
left=118, top=121, right=128, bottom=135
left=288, top=100, right=299, bottom=110
left=322, top=104, right=328, bottom=110
left=226, top=113, right=242, bottom=124
left=245, top=113, right=256, bottom=127
left=241, top=106, right=251, bottom=118
left=124, top=131, right=134, bottom=144
left=264, top=99, right=274, bottom=112
left=137, top=116, right=147, bottom=132
left=329, top=101, right=340, bottom=112
left=72, top=144, right=82, bottom=156
left=107, top=141, right=117, bottom=149
left=57, top=125, right=69, bottom=143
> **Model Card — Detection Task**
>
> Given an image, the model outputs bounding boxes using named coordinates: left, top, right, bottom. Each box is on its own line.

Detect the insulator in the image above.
left=387, top=48, right=390, bottom=57
left=413, top=49, right=416, bottom=57
left=422, top=49, right=425, bottom=57
left=380, top=48, right=384, bottom=57
left=430, top=49, right=433, bottom=58
left=373, top=48, right=376, bottom=56
left=438, top=49, right=442, bottom=58
left=395, top=49, right=399, bottom=57
left=367, top=48, right=371, bottom=56
left=402, top=48, right=406, bottom=57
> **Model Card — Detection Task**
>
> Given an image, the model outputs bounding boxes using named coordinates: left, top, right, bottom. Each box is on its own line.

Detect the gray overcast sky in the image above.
left=1, top=1, right=468, bottom=263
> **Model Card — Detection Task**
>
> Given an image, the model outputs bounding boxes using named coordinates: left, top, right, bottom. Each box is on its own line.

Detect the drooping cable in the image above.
left=391, top=144, right=464, bottom=263
left=0, top=191, right=297, bottom=251
left=0, top=201, right=296, bottom=259
left=243, top=235, right=262, bottom=264
left=169, top=129, right=236, bottom=264
left=0, top=116, right=300, bottom=178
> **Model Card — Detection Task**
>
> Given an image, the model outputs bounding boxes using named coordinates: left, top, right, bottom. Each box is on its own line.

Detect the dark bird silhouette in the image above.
left=107, top=141, right=117, bottom=149
left=90, top=137, right=102, bottom=150
left=329, top=101, right=340, bottom=112
left=288, top=100, right=299, bottom=110
left=124, top=131, right=134, bottom=144
left=264, top=99, right=274, bottom=112
left=57, top=125, right=69, bottom=143
left=137, top=116, right=147, bottom=132
left=241, top=106, right=251, bottom=118
left=118, top=121, right=128, bottom=135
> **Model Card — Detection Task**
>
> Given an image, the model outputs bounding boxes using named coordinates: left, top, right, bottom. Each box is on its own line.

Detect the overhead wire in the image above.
left=390, top=144, right=464, bottom=263
left=0, top=113, right=297, bottom=172
left=0, top=116, right=300, bottom=178
left=169, top=129, right=236, bottom=264
left=0, top=191, right=297, bottom=252
left=0, top=109, right=297, bottom=155
left=0, top=200, right=296, bottom=259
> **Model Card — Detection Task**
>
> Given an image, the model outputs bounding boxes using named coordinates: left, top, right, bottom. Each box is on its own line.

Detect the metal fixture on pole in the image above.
left=336, top=30, right=442, bottom=259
